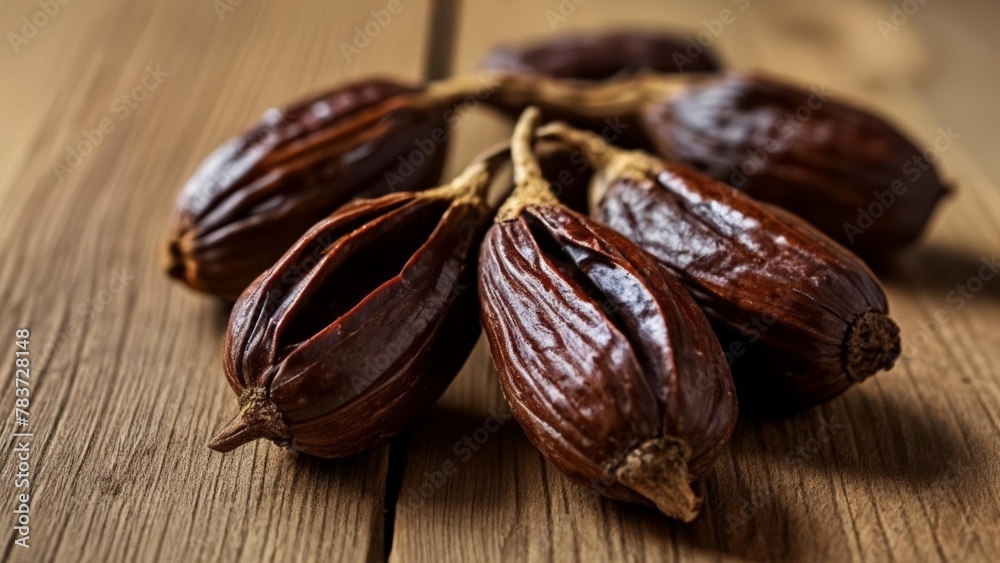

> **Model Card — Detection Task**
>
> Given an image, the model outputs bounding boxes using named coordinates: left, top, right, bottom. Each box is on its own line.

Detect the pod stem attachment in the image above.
left=536, top=121, right=657, bottom=207
left=453, top=71, right=701, bottom=120
left=614, top=436, right=701, bottom=523
left=421, top=141, right=510, bottom=205
left=535, top=122, right=629, bottom=169
left=208, top=388, right=292, bottom=452
left=420, top=74, right=500, bottom=109
left=845, top=310, right=901, bottom=382
left=496, top=107, right=560, bottom=222
left=164, top=233, right=198, bottom=287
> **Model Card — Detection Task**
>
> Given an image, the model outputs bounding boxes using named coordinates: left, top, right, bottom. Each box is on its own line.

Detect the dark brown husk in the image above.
left=166, top=79, right=450, bottom=299
left=478, top=109, right=738, bottom=520
left=538, top=121, right=901, bottom=412
left=208, top=156, right=497, bottom=457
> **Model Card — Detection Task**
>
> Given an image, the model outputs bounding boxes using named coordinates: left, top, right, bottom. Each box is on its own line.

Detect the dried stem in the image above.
left=422, top=71, right=706, bottom=123
left=483, top=71, right=702, bottom=119
left=511, top=108, right=544, bottom=186
left=420, top=74, right=494, bottom=108
left=496, top=107, right=559, bottom=222
left=421, top=142, right=511, bottom=205
left=536, top=122, right=628, bottom=169
left=535, top=121, right=657, bottom=207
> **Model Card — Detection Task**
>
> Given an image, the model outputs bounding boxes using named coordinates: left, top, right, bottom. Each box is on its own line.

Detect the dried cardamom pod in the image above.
left=479, top=108, right=737, bottom=521
left=207, top=151, right=499, bottom=457
left=166, top=79, right=452, bottom=300
left=537, top=122, right=901, bottom=412
left=643, top=73, right=951, bottom=258
left=474, top=71, right=948, bottom=258
left=479, top=29, right=721, bottom=82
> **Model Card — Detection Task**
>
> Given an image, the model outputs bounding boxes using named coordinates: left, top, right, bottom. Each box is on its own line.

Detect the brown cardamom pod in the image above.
left=165, top=79, right=453, bottom=300
left=207, top=152, right=498, bottom=457
left=475, top=71, right=949, bottom=258
left=643, top=73, right=951, bottom=258
left=537, top=122, right=901, bottom=412
left=479, top=108, right=737, bottom=521
left=479, top=29, right=721, bottom=82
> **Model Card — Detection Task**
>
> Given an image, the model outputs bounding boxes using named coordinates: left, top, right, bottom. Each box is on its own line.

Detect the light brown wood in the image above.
left=0, top=1, right=435, bottom=561
left=0, top=0, right=998, bottom=561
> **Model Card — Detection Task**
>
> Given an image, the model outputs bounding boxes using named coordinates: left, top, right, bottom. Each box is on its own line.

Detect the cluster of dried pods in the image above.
left=165, top=30, right=933, bottom=521
left=485, top=31, right=950, bottom=260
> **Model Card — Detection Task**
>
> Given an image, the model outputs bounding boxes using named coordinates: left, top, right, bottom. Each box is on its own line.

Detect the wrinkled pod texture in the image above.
left=166, top=78, right=451, bottom=300
left=478, top=108, right=738, bottom=521
left=479, top=29, right=720, bottom=82
left=538, top=122, right=901, bottom=412
left=468, top=71, right=948, bottom=258
left=644, top=73, right=950, bottom=258
left=207, top=156, right=496, bottom=457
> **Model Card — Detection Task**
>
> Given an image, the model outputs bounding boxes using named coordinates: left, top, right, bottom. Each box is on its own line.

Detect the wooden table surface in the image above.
left=1, top=0, right=998, bottom=561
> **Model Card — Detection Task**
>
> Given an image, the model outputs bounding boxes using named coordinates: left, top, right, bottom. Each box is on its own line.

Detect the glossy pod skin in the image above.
left=165, top=79, right=449, bottom=300
left=545, top=124, right=903, bottom=412
left=480, top=204, right=738, bottom=521
left=207, top=165, right=493, bottom=458
left=479, top=29, right=721, bottom=82
left=474, top=71, right=948, bottom=259
left=643, top=74, right=950, bottom=258
left=478, top=109, right=738, bottom=521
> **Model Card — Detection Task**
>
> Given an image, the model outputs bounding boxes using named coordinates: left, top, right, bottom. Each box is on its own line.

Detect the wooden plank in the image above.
left=0, top=0, right=435, bottom=561
left=390, top=1, right=1000, bottom=562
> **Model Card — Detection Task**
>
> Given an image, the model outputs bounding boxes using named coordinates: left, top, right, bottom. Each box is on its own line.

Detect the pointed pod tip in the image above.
left=208, top=391, right=292, bottom=454
left=207, top=414, right=256, bottom=453
left=615, top=436, right=701, bottom=522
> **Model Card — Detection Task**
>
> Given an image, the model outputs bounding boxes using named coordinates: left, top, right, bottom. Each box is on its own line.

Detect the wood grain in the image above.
left=0, top=1, right=435, bottom=561
left=0, top=0, right=997, bottom=561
